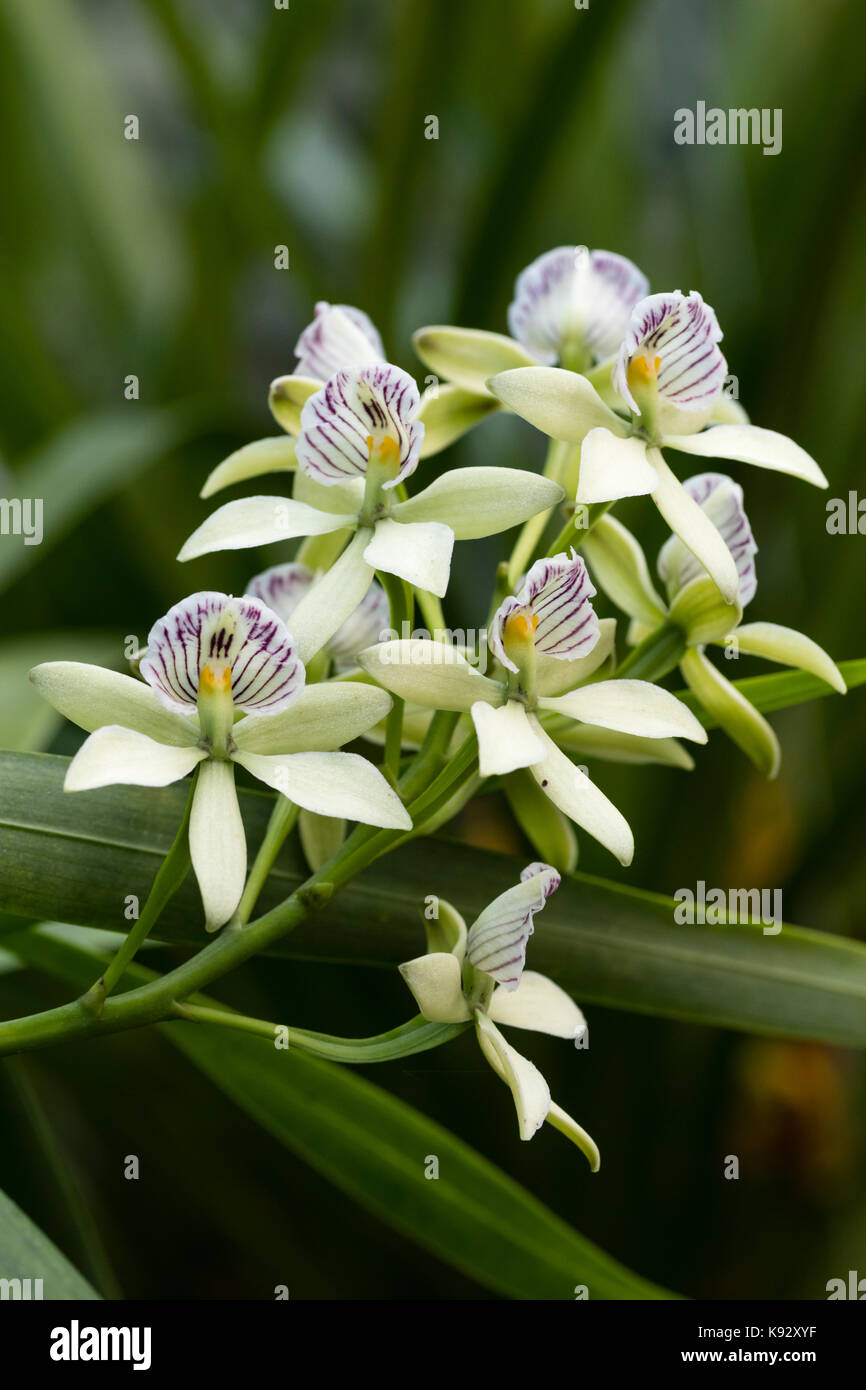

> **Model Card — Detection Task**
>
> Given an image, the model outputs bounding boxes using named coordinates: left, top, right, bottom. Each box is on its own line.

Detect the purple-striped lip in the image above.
left=613, top=291, right=727, bottom=416
left=659, top=472, right=758, bottom=605
left=295, top=363, right=424, bottom=489
left=466, top=862, right=561, bottom=989
left=140, top=591, right=305, bottom=716
left=492, top=550, right=600, bottom=672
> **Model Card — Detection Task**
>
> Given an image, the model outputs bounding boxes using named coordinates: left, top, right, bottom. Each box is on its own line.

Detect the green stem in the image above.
left=507, top=438, right=569, bottom=586
left=415, top=586, right=446, bottom=637
left=93, top=771, right=197, bottom=1001
left=172, top=1003, right=468, bottom=1062
left=614, top=621, right=686, bottom=681
left=380, top=570, right=413, bottom=781
left=546, top=500, right=613, bottom=558
left=237, top=795, right=300, bottom=925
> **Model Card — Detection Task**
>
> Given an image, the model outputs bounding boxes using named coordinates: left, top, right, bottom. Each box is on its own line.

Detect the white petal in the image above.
left=398, top=953, right=471, bottom=1023
left=412, top=325, right=536, bottom=395
left=363, top=518, right=454, bottom=597
left=650, top=449, right=740, bottom=604
left=177, top=496, right=354, bottom=561
left=189, top=759, right=247, bottom=931
left=393, top=467, right=563, bottom=539
left=268, top=375, right=321, bottom=435
left=328, top=581, right=391, bottom=666
left=475, top=1013, right=550, bottom=1140
left=64, top=726, right=206, bottom=791
left=581, top=515, right=668, bottom=626
left=233, top=680, right=393, bottom=754
left=539, top=679, right=708, bottom=743
left=527, top=718, right=634, bottom=865
left=30, top=662, right=199, bottom=745
left=730, top=622, right=846, bottom=693
left=614, top=291, right=727, bottom=420
left=663, top=423, right=827, bottom=488
left=358, top=639, right=505, bottom=712
left=472, top=699, right=546, bottom=777
left=466, top=865, right=560, bottom=988
left=576, top=429, right=658, bottom=504
left=286, top=530, right=375, bottom=665
left=294, top=301, right=384, bottom=380
left=233, top=749, right=412, bottom=829
left=200, top=437, right=297, bottom=499
left=487, top=366, right=628, bottom=444
left=657, top=471, right=757, bottom=605
left=553, top=723, right=695, bottom=769
left=489, top=970, right=586, bottom=1038
left=140, top=592, right=304, bottom=715
left=296, top=363, right=423, bottom=488
left=508, top=245, right=649, bottom=365
left=535, top=617, right=617, bottom=697
left=417, top=382, right=501, bottom=456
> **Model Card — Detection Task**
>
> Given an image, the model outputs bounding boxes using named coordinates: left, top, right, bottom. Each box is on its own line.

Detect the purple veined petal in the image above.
left=294, top=302, right=385, bottom=381
left=613, top=291, right=727, bottom=417
left=657, top=472, right=758, bottom=606
left=489, top=595, right=524, bottom=674
left=517, top=550, right=601, bottom=661
left=508, top=246, right=649, bottom=366
left=245, top=562, right=315, bottom=621
left=466, top=862, right=561, bottom=989
left=140, top=592, right=305, bottom=716
left=295, top=363, right=424, bottom=488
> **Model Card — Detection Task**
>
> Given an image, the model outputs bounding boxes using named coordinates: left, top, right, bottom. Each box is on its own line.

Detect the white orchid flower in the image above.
left=30, top=593, right=409, bottom=931
left=179, top=362, right=564, bottom=662
left=359, top=551, right=707, bottom=865
left=582, top=474, right=846, bottom=779
left=245, top=562, right=389, bottom=671
left=413, top=244, right=648, bottom=399
left=400, top=862, right=599, bottom=1168
left=488, top=290, right=828, bottom=606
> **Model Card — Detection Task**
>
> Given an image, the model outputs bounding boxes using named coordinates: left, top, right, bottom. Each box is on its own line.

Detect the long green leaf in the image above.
left=0, top=1186, right=100, bottom=1300
left=1, top=753, right=865, bottom=1045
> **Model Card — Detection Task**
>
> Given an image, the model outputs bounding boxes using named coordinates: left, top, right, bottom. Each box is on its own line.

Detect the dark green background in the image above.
left=0, top=0, right=863, bottom=1298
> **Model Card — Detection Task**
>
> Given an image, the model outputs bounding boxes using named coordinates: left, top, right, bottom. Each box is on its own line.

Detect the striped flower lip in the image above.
left=613, top=291, right=728, bottom=425
left=245, top=563, right=389, bottom=668
left=140, top=592, right=304, bottom=716
left=294, top=302, right=384, bottom=382
left=466, top=862, right=561, bottom=989
left=491, top=550, right=600, bottom=675
left=658, top=473, right=757, bottom=606
left=508, top=245, right=649, bottom=368
left=295, top=363, right=424, bottom=489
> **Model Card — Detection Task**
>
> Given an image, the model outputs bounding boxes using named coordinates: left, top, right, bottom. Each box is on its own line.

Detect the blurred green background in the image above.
left=0, top=0, right=864, bottom=1298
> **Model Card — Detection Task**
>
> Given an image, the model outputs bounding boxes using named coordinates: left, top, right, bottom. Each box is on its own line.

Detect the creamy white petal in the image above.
left=233, top=680, right=393, bottom=754
left=233, top=749, right=412, bottom=829
left=575, top=428, right=658, bottom=504
left=189, top=759, right=247, bottom=931
left=527, top=718, right=634, bottom=865
left=399, top=953, right=471, bottom=1023
left=296, top=364, right=423, bottom=488
left=475, top=1013, right=550, bottom=1140
left=286, top=530, right=375, bottom=665
left=417, top=383, right=501, bottom=456
left=363, top=518, right=454, bottom=597
left=663, top=424, right=827, bottom=488
left=535, top=617, right=617, bottom=697
left=650, top=450, right=740, bottom=604
left=466, top=864, right=560, bottom=989
left=294, top=302, right=384, bottom=380
left=487, top=366, right=628, bottom=444
left=658, top=471, right=757, bottom=605
left=581, top=515, right=668, bottom=626
left=508, top=245, right=649, bottom=365
left=539, top=679, right=707, bottom=743
left=64, top=726, right=206, bottom=791
left=140, top=592, right=304, bottom=715
left=178, top=496, right=355, bottom=561
left=680, top=647, right=780, bottom=779
left=268, top=375, right=321, bottom=435
left=393, top=467, right=563, bottom=539
left=358, top=640, right=505, bottom=712
left=471, top=699, right=546, bottom=777
left=412, top=325, right=536, bottom=396
left=30, top=662, right=199, bottom=746
left=728, top=622, right=846, bottom=693
left=200, top=437, right=297, bottom=499
left=489, top=970, right=586, bottom=1038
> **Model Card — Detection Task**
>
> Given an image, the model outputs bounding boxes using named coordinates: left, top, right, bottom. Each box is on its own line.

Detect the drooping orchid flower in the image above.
left=30, top=593, right=409, bottom=930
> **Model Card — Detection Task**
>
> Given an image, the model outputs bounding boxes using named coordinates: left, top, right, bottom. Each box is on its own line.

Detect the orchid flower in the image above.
left=400, top=862, right=599, bottom=1167
left=179, top=362, right=564, bottom=662
left=413, top=244, right=648, bottom=401
left=245, top=562, right=389, bottom=672
left=29, top=593, right=409, bottom=930
left=359, top=551, right=707, bottom=865
left=488, top=291, right=828, bottom=606
left=581, top=473, right=846, bottom=778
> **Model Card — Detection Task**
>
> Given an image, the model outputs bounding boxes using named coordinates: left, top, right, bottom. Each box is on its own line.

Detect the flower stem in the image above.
left=546, top=500, right=613, bottom=558
left=172, top=1002, right=468, bottom=1062
left=614, top=622, right=686, bottom=681
left=379, top=570, right=413, bottom=782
